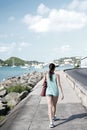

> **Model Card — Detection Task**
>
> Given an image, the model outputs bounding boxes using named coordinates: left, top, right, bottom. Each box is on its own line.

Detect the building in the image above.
left=81, top=57, right=87, bottom=68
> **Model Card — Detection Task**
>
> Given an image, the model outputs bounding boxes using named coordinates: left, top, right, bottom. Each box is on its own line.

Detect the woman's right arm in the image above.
left=43, top=72, right=47, bottom=82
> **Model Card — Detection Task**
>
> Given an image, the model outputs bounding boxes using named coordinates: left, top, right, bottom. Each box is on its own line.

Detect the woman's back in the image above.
left=46, top=73, right=59, bottom=96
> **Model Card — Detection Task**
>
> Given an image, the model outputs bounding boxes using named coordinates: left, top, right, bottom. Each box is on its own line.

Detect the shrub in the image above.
left=6, top=85, right=30, bottom=93
left=0, top=116, right=5, bottom=121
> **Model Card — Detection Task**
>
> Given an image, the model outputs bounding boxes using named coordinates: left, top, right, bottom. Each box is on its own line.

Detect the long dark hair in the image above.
left=49, top=63, right=55, bottom=81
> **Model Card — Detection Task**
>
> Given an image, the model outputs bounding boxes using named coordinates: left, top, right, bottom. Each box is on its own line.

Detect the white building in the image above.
left=64, top=59, right=73, bottom=64
left=81, top=57, right=87, bottom=68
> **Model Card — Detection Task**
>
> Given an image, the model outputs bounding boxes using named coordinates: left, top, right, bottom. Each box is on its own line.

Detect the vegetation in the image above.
left=0, top=116, right=5, bottom=121
left=6, top=85, right=30, bottom=93
left=0, top=56, right=81, bottom=67
left=74, top=64, right=80, bottom=68
left=0, top=85, right=31, bottom=119
left=0, top=59, right=4, bottom=66
left=0, top=57, right=43, bottom=66
left=4, top=57, right=26, bottom=66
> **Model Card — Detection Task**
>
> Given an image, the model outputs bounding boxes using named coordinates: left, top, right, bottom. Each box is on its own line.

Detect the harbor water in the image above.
left=0, top=65, right=74, bottom=82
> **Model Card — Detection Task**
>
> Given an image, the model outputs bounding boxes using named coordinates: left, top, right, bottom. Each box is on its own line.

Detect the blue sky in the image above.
left=0, top=0, right=87, bottom=62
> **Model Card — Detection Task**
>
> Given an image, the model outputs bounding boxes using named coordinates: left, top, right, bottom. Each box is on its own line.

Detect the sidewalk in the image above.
left=0, top=71, right=87, bottom=130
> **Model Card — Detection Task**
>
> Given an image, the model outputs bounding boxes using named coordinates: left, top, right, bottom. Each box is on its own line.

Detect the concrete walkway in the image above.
left=0, top=71, right=87, bottom=130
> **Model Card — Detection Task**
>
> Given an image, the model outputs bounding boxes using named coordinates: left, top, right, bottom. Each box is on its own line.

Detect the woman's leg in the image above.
left=52, top=96, right=58, bottom=117
left=46, top=95, right=53, bottom=123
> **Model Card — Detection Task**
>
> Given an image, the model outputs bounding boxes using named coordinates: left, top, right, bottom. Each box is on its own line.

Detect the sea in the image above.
left=0, top=65, right=74, bottom=82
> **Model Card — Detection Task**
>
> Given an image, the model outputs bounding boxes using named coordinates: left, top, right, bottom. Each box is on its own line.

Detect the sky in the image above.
left=0, top=0, right=87, bottom=62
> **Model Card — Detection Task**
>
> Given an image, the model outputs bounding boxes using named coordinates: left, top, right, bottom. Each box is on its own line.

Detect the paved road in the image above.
left=65, top=68, right=87, bottom=90
left=0, top=71, right=87, bottom=130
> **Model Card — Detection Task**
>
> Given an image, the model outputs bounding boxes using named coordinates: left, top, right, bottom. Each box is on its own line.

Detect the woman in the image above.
left=44, top=63, right=64, bottom=128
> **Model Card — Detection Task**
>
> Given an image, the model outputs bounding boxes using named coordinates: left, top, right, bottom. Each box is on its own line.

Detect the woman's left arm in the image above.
left=56, top=73, right=64, bottom=100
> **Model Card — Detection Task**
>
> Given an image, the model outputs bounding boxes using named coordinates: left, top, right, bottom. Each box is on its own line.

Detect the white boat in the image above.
left=11, top=65, right=16, bottom=68
left=20, top=66, right=28, bottom=69
left=34, top=64, right=43, bottom=69
left=20, top=64, right=30, bottom=69
left=11, top=59, right=16, bottom=68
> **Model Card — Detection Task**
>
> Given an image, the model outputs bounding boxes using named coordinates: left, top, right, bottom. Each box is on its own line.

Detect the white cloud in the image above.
left=0, top=46, right=10, bottom=52
left=10, top=33, right=14, bottom=37
left=23, top=14, right=42, bottom=25
left=17, top=42, right=31, bottom=52
left=12, top=42, right=31, bottom=52
left=49, top=9, right=86, bottom=31
left=0, top=42, right=16, bottom=54
left=23, top=4, right=87, bottom=33
left=68, top=0, right=79, bottom=10
left=23, top=14, right=49, bottom=32
left=19, top=42, right=32, bottom=47
left=8, top=16, right=15, bottom=21
left=84, top=48, right=87, bottom=51
left=0, top=41, right=31, bottom=54
left=18, top=47, right=22, bottom=51
left=37, top=3, right=50, bottom=15
left=0, top=34, right=8, bottom=38
left=53, top=45, right=71, bottom=53
left=60, top=45, right=71, bottom=52
left=53, top=44, right=72, bottom=58
left=68, top=0, right=87, bottom=11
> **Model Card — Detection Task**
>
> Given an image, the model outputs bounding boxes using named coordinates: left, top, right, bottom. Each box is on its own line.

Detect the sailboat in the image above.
left=11, top=58, right=16, bottom=68
left=20, top=64, right=30, bottom=69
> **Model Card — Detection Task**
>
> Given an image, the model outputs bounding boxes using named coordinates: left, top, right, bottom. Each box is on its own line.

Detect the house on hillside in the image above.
left=64, top=58, right=73, bottom=65
left=81, top=57, right=87, bottom=68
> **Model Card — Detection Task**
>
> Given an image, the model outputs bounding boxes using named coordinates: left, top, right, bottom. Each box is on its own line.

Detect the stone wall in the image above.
left=64, top=71, right=87, bottom=109
left=0, top=71, right=43, bottom=117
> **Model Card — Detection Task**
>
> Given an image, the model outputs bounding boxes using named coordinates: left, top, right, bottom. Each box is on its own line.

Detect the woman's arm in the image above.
left=56, top=73, right=64, bottom=100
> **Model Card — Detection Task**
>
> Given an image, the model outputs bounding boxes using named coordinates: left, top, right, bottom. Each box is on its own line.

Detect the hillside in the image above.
left=4, top=57, right=26, bottom=66
left=53, top=56, right=80, bottom=66
left=1, top=57, right=43, bottom=66
left=0, top=59, right=4, bottom=66
left=0, top=56, right=80, bottom=66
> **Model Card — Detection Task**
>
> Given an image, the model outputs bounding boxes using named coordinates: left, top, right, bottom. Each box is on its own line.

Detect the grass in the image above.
left=0, top=85, right=31, bottom=122
left=0, top=116, right=5, bottom=121
left=5, top=85, right=30, bottom=93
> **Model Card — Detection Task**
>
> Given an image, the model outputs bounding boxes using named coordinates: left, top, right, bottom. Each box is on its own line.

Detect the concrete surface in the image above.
left=0, top=71, right=87, bottom=130
left=64, top=70, right=87, bottom=108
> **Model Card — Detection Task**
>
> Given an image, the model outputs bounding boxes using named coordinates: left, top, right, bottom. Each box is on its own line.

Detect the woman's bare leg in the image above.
left=46, top=95, right=53, bottom=123
left=52, top=96, right=58, bottom=117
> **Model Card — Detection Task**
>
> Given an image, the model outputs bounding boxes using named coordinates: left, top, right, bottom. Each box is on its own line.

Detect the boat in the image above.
left=20, top=64, right=30, bottom=69
left=11, top=65, right=16, bottom=68
left=34, top=64, right=43, bottom=69
left=11, top=59, right=16, bottom=68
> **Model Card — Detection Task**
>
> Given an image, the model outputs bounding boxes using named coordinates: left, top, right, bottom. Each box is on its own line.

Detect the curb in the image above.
left=63, top=71, right=87, bottom=109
